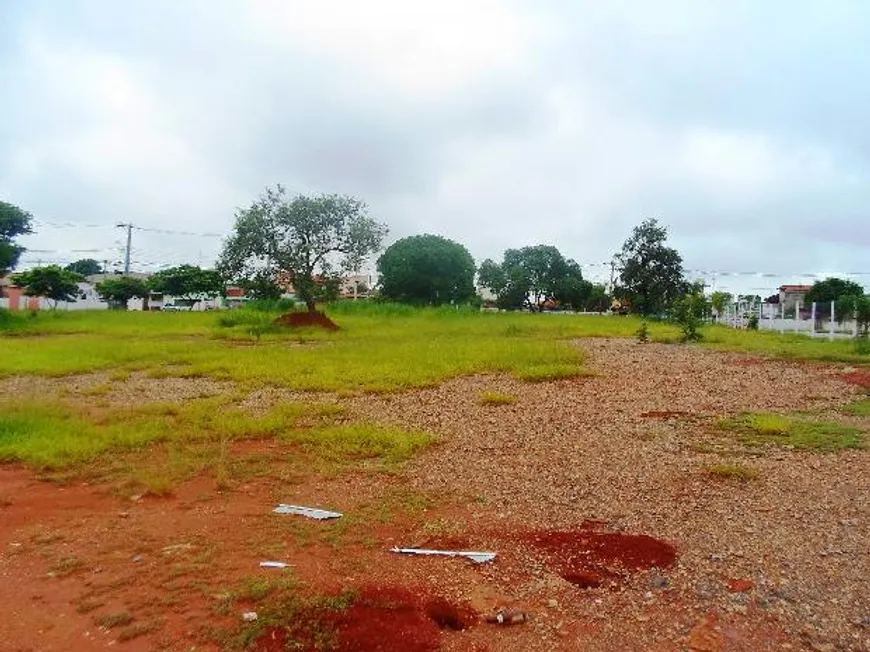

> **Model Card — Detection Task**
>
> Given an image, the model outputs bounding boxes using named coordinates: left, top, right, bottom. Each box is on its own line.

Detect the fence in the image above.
left=718, top=301, right=862, bottom=339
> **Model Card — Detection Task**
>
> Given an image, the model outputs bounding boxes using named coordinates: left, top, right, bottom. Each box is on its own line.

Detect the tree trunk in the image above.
left=305, top=298, right=316, bottom=313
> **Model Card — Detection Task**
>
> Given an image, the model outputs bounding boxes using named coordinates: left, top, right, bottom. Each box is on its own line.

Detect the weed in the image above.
left=479, top=391, right=517, bottom=406
left=844, top=398, right=870, bottom=417
left=707, top=463, right=760, bottom=482
left=49, top=556, right=83, bottom=577
left=285, top=422, right=434, bottom=465
left=671, top=293, right=707, bottom=343
left=635, top=321, right=650, bottom=343
left=719, top=412, right=864, bottom=451
left=118, top=620, right=161, bottom=642
left=96, top=611, right=134, bottom=628
left=76, top=598, right=105, bottom=614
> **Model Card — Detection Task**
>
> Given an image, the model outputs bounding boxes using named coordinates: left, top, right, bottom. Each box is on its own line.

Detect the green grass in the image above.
left=844, top=398, right=870, bottom=417
left=3, top=306, right=865, bottom=390
left=96, top=611, right=134, bottom=629
left=0, top=394, right=431, bottom=471
left=706, top=463, right=760, bottom=482
left=479, top=391, right=517, bottom=406
left=0, top=305, right=647, bottom=389
left=719, top=412, right=865, bottom=451
left=285, top=422, right=434, bottom=464
left=702, top=325, right=870, bottom=364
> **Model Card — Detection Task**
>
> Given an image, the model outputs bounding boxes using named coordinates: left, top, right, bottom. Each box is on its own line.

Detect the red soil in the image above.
left=842, top=370, right=870, bottom=389
left=255, top=586, right=475, bottom=652
left=275, top=310, right=340, bottom=330
left=727, top=578, right=754, bottom=593
left=522, top=529, right=677, bottom=587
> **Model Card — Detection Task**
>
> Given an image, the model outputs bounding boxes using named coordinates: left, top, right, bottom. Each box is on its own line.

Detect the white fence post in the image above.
left=829, top=301, right=835, bottom=340
left=811, top=302, right=816, bottom=338
left=780, top=303, right=785, bottom=333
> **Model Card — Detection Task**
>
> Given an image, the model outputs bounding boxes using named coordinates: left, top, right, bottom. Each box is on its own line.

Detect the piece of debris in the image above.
left=273, top=504, right=343, bottom=520
left=259, top=561, right=290, bottom=569
left=485, top=609, right=528, bottom=625
left=390, top=547, right=496, bottom=564
left=242, top=612, right=258, bottom=622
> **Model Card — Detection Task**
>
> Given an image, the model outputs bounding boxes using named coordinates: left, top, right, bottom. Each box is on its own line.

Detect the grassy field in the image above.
left=1, top=303, right=867, bottom=473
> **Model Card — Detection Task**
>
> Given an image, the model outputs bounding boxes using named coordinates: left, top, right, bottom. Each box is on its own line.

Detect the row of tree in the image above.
left=6, top=189, right=867, bottom=326
left=9, top=264, right=224, bottom=309
left=218, top=187, right=685, bottom=314
left=0, top=189, right=708, bottom=315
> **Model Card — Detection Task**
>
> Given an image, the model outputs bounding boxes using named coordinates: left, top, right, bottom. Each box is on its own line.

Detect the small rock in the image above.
left=132, top=555, right=143, bottom=563
left=117, top=512, right=130, bottom=518
left=242, top=612, right=258, bottom=622
left=650, top=575, right=669, bottom=589
left=546, top=599, right=558, bottom=609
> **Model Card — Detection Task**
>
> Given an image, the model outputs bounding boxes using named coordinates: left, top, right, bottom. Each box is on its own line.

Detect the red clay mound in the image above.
left=275, top=310, right=339, bottom=330
left=254, top=586, right=475, bottom=652
left=842, top=370, right=870, bottom=389
left=522, top=529, right=677, bottom=588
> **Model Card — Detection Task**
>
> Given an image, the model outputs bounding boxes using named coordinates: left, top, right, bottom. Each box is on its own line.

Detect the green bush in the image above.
left=671, top=293, right=708, bottom=342
left=635, top=321, right=650, bottom=343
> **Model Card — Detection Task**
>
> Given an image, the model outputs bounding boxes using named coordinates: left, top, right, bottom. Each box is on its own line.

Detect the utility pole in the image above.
left=117, top=223, right=133, bottom=274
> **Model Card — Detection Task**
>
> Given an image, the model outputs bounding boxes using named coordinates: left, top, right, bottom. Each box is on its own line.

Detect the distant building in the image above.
left=778, top=284, right=812, bottom=312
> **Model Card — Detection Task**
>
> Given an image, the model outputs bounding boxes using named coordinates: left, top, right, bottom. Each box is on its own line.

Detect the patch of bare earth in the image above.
left=348, top=339, right=869, bottom=651
left=1, top=339, right=868, bottom=651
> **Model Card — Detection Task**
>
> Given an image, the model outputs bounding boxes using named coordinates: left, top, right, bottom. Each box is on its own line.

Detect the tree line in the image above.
left=3, top=189, right=868, bottom=334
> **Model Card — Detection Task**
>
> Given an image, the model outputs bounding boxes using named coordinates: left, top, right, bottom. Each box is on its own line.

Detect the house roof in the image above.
left=779, top=284, right=812, bottom=293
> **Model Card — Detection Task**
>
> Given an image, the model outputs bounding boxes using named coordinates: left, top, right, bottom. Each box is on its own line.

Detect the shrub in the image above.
left=635, top=321, right=650, bottom=343
left=671, top=293, right=708, bottom=342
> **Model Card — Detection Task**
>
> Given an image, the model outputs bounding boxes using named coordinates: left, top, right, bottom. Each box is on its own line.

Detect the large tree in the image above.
left=11, top=266, right=82, bottom=308
left=615, top=218, right=686, bottom=315
left=149, top=265, right=224, bottom=302
left=377, top=234, right=476, bottom=305
left=218, top=186, right=388, bottom=312
left=1, top=201, right=34, bottom=274
left=96, top=276, right=149, bottom=310
left=805, top=277, right=864, bottom=305
left=65, top=258, right=103, bottom=277
left=478, top=245, right=591, bottom=311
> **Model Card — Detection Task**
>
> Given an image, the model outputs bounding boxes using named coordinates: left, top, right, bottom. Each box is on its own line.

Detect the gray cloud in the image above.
left=1, top=0, right=868, bottom=293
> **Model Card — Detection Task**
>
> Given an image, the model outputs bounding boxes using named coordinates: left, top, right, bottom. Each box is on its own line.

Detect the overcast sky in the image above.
left=2, top=0, right=869, bottom=294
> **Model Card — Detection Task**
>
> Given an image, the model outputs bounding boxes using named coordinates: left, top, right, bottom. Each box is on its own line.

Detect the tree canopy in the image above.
left=478, top=245, right=593, bottom=311
left=615, top=218, right=686, bottom=315
left=710, top=291, right=733, bottom=315
left=377, top=234, right=476, bottom=305
left=65, top=258, right=103, bottom=276
left=11, top=266, right=82, bottom=308
left=96, top=276, right=149, bottom=309
left=218, top=186, right=388, bottom=312
left=805, top=277, right=864, bottom=305
left=1, top=201, right=34, bottom=274
left=148, top=265, right=223, bottom=301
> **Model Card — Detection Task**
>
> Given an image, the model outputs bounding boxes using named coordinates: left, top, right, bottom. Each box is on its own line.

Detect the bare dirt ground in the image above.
left=1, top=339, right=868, bottom=652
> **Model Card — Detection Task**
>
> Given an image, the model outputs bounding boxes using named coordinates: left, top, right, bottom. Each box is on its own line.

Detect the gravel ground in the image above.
left=2, top=339, right=867, bottom=650
left=346, top=339, right=870, bottom=651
